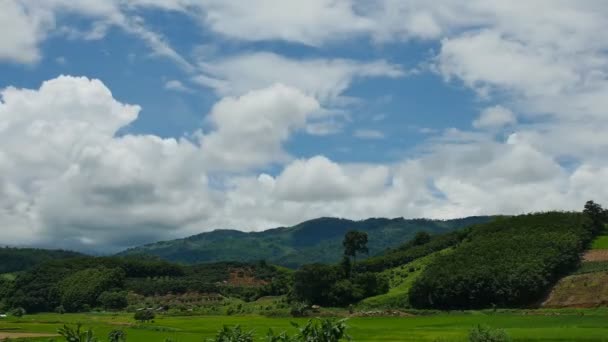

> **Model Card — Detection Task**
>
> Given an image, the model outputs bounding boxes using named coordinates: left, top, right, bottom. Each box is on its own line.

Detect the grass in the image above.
left=2, top=311, right=608, bottom=341
left=358, top=249, right=449, bottom=309
left=591, top=235, right=608, bottom=249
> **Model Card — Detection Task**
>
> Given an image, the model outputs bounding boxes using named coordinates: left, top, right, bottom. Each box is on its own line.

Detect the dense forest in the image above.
left=0, top=256, right=291, bottom=314
left=0, top=248, right=84, bottom=273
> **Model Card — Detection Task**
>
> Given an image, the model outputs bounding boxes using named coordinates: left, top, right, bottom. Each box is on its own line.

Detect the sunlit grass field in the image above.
left=2, top=310, right=608, bottom=341
left=591, top=235, right=608, bottom=249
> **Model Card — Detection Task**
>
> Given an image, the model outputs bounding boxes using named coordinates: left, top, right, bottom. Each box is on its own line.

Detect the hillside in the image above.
left=0, top=247, right=84, bottom=273
left=118, top=216, right=492, bottom=267
left=409, top=212, right=594, bottom=309
left=543, top=232, right=608, bottom=308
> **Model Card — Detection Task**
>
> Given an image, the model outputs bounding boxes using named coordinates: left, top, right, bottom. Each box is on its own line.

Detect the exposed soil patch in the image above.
left=0, top=332, right=59, bottom=339
left=542, top=271, right=608, bottom=308
left=228, top=268, right=268, bottom=287
left=583, top=250, right=608, bottom=262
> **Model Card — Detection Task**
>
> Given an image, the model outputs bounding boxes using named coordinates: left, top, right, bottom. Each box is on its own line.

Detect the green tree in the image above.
left=342, top=231, right=368, bottom=267
left=583, top=200, right=607, bottom=234
left=412, top=231, right=431, bottom=246
left=59, top=267, right=125, bottom=312
left=98, top=291, right=128, bottom=310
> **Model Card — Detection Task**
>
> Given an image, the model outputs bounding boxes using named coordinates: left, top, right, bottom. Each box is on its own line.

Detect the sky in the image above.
left=1, top=1, right=608, bottom=253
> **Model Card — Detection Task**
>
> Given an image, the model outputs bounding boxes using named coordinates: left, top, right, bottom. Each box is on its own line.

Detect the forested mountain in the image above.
left=119, top=216, right=493, bottom=267
left=0, top=247, right=85, bottom=273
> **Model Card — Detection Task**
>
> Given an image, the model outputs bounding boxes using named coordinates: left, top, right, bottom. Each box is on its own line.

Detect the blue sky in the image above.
left=1, top=1, right=607, bottom=252
left=0, top=22, right=479, bottom=164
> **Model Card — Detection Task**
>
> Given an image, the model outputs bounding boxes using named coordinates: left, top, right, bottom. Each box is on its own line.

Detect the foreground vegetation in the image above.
left=2, top=311, right=608, bottom=341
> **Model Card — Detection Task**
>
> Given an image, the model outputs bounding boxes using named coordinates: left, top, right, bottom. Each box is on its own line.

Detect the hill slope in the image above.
left=543, top=232, right=608, bottom=308
left=409, top=212, right=593, bottom=309
left=119, top=216, right=492, bottom=268
left=0, top=247, right=84, bottom=273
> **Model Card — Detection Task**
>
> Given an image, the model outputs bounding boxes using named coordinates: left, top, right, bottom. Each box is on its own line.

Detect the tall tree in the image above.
left=342, top=230, right=368, bottom=267
left=583, top=200, right=607, bottom=234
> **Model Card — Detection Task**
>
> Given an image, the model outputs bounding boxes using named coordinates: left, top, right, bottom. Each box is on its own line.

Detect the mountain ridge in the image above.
left=118, top=215, right=493, bottom=267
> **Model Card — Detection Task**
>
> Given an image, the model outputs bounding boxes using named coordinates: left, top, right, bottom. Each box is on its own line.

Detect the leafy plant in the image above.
left=468, top=325, right=511, bottom=342
left=209, top=325, right=254, bottom=342
left=291, top=319, right=350, bottom=342
left=58, top=324, right=98, bottom=342
left=108, top=329, right=126, bottom=342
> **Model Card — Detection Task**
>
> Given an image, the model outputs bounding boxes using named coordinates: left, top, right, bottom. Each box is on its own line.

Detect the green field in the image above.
left=591, top=235, right=608, bottom=249
left=2, top=311, right=608, bottom=341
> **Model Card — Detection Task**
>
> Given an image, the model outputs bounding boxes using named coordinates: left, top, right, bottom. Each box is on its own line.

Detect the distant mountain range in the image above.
left=118, top=216, right=493, bottom=267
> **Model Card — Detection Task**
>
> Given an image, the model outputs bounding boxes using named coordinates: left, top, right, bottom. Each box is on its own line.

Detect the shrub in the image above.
left=108, top=329, right=127, bottom=342
left=268, top=319, right=350, bottom=342
left=10, top=307, right=26, bottom=317
left=58, top=324, right=98, bottom=342
left=209, top=325, right=254, bottom=342
left=133, top=310, right=155, bottom=323
left=468, top=325, right=511, bottom=342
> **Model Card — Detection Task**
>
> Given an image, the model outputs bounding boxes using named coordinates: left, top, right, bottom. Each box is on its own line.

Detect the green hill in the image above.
left=409, top=212, right=594, bottom=309
left=118, top=216, right=492, bottom=268
left=0, top=247, right=84, bottom=273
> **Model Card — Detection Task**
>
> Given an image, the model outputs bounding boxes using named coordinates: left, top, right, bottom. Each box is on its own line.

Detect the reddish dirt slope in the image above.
left=583, top=250, right=608, bottom=262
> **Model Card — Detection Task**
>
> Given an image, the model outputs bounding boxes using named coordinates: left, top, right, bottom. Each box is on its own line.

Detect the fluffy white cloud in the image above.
left=272, top=156, right=389, bottom=202
left=200, top=84, right=320, bottom=171
left=196, top=0, right=373, bottom=46
left=0, top=76, right=212, bottom=251
left=3, top=2, right=608, bottom=252
left=473, top=105, right=516, bottom=129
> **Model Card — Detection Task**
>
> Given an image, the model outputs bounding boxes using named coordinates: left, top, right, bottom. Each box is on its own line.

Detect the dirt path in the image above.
left=583, top=250, right=608, bottom=262
left=0, top=332, right=59, bottom=339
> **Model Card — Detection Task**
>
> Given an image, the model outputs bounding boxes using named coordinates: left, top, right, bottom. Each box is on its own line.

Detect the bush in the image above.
left=10, top=307, right=26, bottom=317
left=108, top=329, right=127, bottom=342
left=133, top=310, right=155, bottom=323
left=468, top=325, right=511, bottom=342
left=55, top=305, right=66, bottom=314
left=215, top=319, right=350, bottom=342
left=58, top=324, right=98, bottom=342
left=209, top=325, right=254, bottom=342
left=289, top=303, right=310, bottom=317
